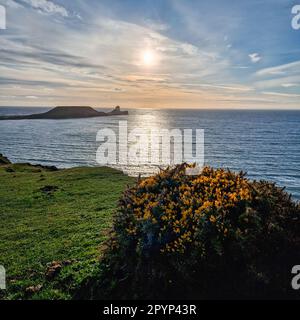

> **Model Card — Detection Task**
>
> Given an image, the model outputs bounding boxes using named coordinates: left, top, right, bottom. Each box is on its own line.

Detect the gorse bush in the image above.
left=77, top=164, right=300, bottom=299
left=118, top=165, right=252, bottom=256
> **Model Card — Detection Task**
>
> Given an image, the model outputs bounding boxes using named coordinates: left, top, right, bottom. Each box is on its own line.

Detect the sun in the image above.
left=142, top=50, right=156, bottom=66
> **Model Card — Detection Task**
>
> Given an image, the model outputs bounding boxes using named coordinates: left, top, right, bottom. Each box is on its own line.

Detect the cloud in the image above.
left=254, top=75, right=300, bottom=90
left=0, top=1, right=299, bottom=109
left=281, top=83, right=298, bottom=88
left=0, top=47, right=107, bottom=71
left=25, top=95, right=38, bottom=99
left=3, top=0, right=23, bottom=8
left=248, top=53, right=261, bottom=63
left=262, top=91, right=300, bottom=98
left=180, top=43, right=198, bottom=56
left=183, top=83, right=253, bottom=92
left=233, top=66, right=249, bottom=69
left=256, top=61, right=300, bottom=76
left=254, top=60, right=300, bottom=95
left=144, top=19, right=169, bottom=31
left=19, top=0, right=69, bottom=17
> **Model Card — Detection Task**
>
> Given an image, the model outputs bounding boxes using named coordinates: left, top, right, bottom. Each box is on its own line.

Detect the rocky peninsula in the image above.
left=0, top=106, right=128, bottom=120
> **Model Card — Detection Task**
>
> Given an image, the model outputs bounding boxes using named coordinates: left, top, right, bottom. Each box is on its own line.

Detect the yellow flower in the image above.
left=209, top=215, right=217, bottom=223
left=122, top=164, right=252, bottom=254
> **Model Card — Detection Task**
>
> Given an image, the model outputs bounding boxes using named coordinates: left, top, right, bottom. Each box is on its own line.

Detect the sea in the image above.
left=0, top=107, right=299, bottom=200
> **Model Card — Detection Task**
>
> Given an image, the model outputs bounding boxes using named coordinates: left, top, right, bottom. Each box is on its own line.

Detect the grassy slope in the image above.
left=0, top=163, right=133, bottom=299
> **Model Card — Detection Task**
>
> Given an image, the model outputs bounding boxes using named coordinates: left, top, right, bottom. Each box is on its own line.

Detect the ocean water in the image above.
left=0, top=107, right=299, bottom=200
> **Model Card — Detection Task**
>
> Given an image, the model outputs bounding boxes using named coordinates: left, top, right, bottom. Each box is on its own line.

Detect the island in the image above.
left=0, top=106, right=128, bottom=120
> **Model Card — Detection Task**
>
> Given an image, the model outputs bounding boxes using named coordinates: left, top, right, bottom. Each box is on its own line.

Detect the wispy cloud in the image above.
left=184, top=83, right=253, bottom=92
left=262, top=91, right=300, bottom=98
left=281, top=83, right=298, bottom=88
left=249, top=53, right=261, bottom=63
left=0, top=0, right=299, bottom=108
left=18, top=0, right=69, bottom=17
left=25, top=95, right=38, bottom=99
left=256, top=61, right=300, bottom=76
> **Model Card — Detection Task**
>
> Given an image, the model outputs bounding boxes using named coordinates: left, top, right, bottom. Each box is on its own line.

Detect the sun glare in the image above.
left=142, top=50, right=156, bottom=66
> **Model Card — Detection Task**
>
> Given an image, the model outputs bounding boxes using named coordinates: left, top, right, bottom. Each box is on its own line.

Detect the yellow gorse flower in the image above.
left=121, top=164, right=252, bottom=254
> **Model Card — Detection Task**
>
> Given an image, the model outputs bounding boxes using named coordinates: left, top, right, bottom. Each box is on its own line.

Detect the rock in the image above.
left=27, top=164, right=58, bottom=171
left=25, top=284, right=43, bottom=294
left=0, top=153, right=11, bottom=165
left=45, top=261, right=62, bottom=280
left=107, top=106, right=129, bottom=116
left=62, top=260, right=72, bottom=266
left=40, top=185, right=58, bottom=194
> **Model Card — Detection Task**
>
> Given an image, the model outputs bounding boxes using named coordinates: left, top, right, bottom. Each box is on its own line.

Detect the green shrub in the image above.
left=77, top=164, right=300, bottom=299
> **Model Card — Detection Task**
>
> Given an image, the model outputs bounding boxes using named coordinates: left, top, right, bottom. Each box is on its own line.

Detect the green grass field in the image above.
left=0, top=161, right=133, bottom=299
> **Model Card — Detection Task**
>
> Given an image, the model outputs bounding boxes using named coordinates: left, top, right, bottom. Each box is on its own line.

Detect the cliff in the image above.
left=0, top=153, right=11, bottom=164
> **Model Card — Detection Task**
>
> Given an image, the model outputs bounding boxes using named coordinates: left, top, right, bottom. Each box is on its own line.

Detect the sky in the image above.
left=0, top=0, right=299, bottom=109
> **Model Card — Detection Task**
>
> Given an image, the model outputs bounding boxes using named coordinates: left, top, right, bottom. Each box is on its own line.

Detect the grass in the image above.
left=0, top=162, right=133, bottom=299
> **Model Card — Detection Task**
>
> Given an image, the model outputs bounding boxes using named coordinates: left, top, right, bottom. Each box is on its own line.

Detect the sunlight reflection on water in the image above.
left=0, top=107, right=299, bottom=200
